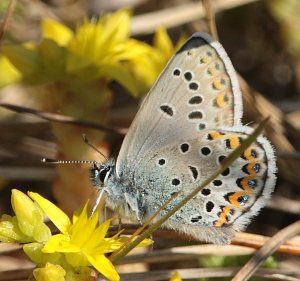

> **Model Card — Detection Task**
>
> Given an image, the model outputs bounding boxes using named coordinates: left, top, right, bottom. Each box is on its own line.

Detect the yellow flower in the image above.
left=0, top=190, right=51, bottom=243
left=33, top=263, right=66, bottom=281
left=0, top=56, right=21, bottom=88
left=29, top=192, right=152, bottom=281
left=23, top=242, right=62, bottom=265
left=1, top=189, right=153, bottom=280
left=129, top=27, right=187, bottom=91
left=170, top=272, right=183, bottom=281
left=0, top=214, right=31, bottom=243
left=41, top=9, right=155, bottom=96
left=42, top=18, right=73, bottom=46
left=0, top=9, right=159, bottom=96
left=0, top=9, right=186, bottom=98
left=152, top=27, right=187, bottom=74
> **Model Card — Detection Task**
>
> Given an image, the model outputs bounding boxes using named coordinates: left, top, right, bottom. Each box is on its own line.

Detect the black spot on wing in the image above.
left=160, top=105, right=174, bottom=116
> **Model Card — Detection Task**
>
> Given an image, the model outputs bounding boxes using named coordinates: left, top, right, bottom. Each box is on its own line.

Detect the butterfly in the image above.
left=91, top=32, right=277, bottom=244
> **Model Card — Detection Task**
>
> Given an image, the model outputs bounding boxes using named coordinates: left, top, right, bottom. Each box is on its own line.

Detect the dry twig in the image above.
left=232, top=221, right=300, bottom=281
left=107, top=224, right=300, bottom=255
left=0, top=0, right=16, bottom=43
left=131, top=0, right=259, bottom=35
left=117, top=268, right=300, bottom=281
left=202, top=0, right=219, bottom=39
left=0, top=103, right=127, bottom=135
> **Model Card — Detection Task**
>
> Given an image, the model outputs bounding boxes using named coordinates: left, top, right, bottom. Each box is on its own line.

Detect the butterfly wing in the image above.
left=133, top=127, right=276, bottom=244
left=110, top=33, right=276, bottom=244
left=116, top=33, right=242, bottom=177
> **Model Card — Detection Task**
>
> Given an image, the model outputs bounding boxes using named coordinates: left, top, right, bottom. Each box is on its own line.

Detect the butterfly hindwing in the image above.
left=133, top=127, right=276, bottom=243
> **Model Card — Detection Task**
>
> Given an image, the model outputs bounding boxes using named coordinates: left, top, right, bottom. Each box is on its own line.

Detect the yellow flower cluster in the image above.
left=0, top=190, right=152, bottom=281
left=0, top=9, right=185, bottom=97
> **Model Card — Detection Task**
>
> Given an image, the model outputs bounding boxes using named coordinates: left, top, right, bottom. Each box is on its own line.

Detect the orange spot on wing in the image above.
left=209, top=131, right=224, bottom=140
left=213, top=78, right=225, bottom=91
left=243, top=148, right=257, bottom=161
left=229, top=136, right=241, bottom=149
left=214, top=220, right=224, bottom=227
left=215, top=93, right=227, bottom=107
left=240, top=177, right=257, bottom=192
left=214, top=206, right=233, bottom=227
left=200, top=56, right=209, bottom=64
left=228, top=192, right=249, bottom=208
left=207, top=66, right=217, bottom=76
left=246, top=162, right=260, bottom=175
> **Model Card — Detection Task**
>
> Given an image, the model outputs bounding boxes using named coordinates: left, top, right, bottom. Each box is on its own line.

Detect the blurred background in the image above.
left=0, top=0, right=300, bottom=280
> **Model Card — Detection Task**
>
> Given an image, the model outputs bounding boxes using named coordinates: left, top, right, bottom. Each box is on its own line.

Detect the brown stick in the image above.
left=202, top=0, right=219, bottom=40
left=0, top=103, right=127, bottom=135
left=0, top=0, right=16, bottom=43
left=131, top=0, right=259, bottom=35
left=232, top=221, right=300, bottom=281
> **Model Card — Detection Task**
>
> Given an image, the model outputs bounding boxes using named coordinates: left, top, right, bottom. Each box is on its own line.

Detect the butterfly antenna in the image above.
left=41, top=158, right=100, bottom=165
left=82, top=134, right=108, bottom=161
left=41, top=135, right=108, bottom=165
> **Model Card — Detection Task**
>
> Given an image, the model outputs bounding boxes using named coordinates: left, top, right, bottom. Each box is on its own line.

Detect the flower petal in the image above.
left=23, top=242, right=62, bottom=264
left=0, top=56, right=21, bottom=88
left=115, top=236, right=153, bottom=248
left=10, top=191, right=51, bottom=242
left=28, top=192, right=71, bottom=234
left=86, top=253, right=119, bottom=281
left=154, top=27, right=174, bottom=59
left=0, top=215, right=32, bottom=243
left=85, top=219, right=111, bottom=250
left=98, top=64, right=139, bottom=97
left=33, top=263, right=65, bottom=281
left=69, top=204, right=93, bottom=247
left=170, top=272, right=183, bottom=281
left=32, top=221, right=52, bottom=243
left=42, top=18, right=74, bottom=46
left=43, top=234, right=80, bottom=253
left=1, top=45, right=40, bottom=78
left=99, top=9, right=131, bottom=46
left=94, top=236, right=153, bottom=254
left=65, top=252, right=90, bottom=267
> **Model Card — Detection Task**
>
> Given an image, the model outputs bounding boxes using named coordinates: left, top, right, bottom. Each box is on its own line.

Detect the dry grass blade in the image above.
left=131, top=0, right=259, bottom=35
left=0, top=268, right=33, bottom=281
left=108, top=225, right=300, bottom=255
left=0, top=243, right=22, bottom=254
left=116, top=268, right=300, bottom=281
left=233, top=232, right=300, bottom=255
left=0, top=103, right=127, bottom=135
left=110, top=118, right=269, bottom=263
left=277, top=151, right=300, bottom=159
left=0, top=0, right=16, bottom=43
left=202, top=0, right=219, bottom=40
left=267, top=195, right=300, bottom=215
left=118, top=244, right=255, bottom=265
left=232, top=220, right=300, bottom=281
left=240, top=78, right=300, bottom=182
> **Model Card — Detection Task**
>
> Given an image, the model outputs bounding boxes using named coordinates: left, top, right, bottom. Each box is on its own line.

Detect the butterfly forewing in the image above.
left=116, top=33, right=242, bottom=177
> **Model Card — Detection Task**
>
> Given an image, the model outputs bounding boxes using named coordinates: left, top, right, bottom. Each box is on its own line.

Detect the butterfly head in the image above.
left=90, top=159, right=116, bottom=188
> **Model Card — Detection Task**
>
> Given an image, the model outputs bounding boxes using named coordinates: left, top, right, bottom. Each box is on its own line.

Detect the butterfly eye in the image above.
left=99, top=166, right=111, bottom=183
